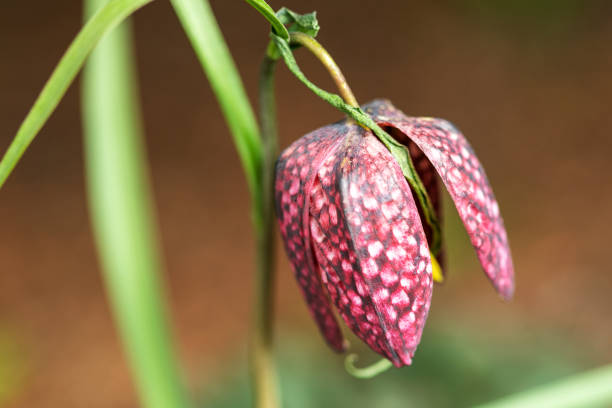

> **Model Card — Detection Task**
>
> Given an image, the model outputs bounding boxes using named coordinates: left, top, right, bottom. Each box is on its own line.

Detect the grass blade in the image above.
left=0, top=0, right=153, bottom=189
left=82, top=1, right=191, bottom=407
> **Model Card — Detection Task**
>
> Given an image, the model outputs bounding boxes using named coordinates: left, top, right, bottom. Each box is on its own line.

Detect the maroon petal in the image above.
left=365, top=100, right=515, bottom=299
left=384, top=126, right=446, bottom=271
left=275, top=123, right=348, bottom=351
left=309, top=124, right=433, bottom=366
left=408, top=140, right=447, bottom=271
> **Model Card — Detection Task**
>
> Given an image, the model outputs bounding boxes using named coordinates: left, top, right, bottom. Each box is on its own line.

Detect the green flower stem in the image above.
left=82, top=1, right=190, bottom=407
left=0, top=0, right=153, bottom=189
left=476, top=364, right=612, bottom=408
left=251, top=55, right=281, bottom=408
left=289, top=32, right=359, bottom=108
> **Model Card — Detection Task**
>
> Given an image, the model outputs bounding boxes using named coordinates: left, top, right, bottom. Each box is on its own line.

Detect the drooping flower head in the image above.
left=275, top=99, right=514, bottom=367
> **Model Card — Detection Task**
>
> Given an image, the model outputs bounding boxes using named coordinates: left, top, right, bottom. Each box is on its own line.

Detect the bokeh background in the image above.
left=1, top=0, right=611, bottom=406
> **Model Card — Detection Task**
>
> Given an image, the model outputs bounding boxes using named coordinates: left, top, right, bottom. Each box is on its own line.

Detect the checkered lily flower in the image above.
left=275, top=99, right=514, bottom=367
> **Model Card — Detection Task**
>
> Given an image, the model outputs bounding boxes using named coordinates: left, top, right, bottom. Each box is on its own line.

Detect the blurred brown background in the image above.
left=1, top=0, right=611, bottom=406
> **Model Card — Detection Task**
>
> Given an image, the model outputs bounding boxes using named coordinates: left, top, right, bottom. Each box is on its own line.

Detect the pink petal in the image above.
left=309, top=124, right=433, bottom=366
left=385, top=127, right=446, bottom=271
left=365, top=100, right=515, bottom=299
left=275, top=123, right=347, bottom=351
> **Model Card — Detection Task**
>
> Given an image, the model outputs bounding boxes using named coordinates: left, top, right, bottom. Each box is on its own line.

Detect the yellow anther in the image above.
left=430, top=251, right=444, bottom=283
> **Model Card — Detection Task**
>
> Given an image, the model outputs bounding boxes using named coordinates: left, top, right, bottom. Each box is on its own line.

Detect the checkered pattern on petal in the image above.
left=383, top=126, right=446, bottom=271
left=309, top=125, right=433, bottom=366
left=275, top=123, right=348, bottom=351
left=365, top=100, right=514, bottom=299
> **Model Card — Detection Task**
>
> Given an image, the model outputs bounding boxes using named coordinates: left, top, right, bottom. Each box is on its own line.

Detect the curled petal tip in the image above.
left=498, top=278, right=515, bottom=301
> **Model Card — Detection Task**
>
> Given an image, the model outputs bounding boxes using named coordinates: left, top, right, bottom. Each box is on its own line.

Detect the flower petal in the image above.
left=309, top=124, right=433, bottom=366
left=413, top=144, right=447, bottom=275
left=400, top=131, right=446, bottom=271
left=275, top=123, right=347, bottom=351
left=365, top=100, right=514, bottom=299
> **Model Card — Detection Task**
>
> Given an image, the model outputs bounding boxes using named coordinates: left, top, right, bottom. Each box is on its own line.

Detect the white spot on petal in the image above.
left=363, top=195, right=378, bottom=210
left=399, top=312, right=416, bottom=331
left=430, top=149, right=441, bottom=161
left=381, top=201, right=400, bottom=219
left=380, top=265, right=398, bottom=286
left=368, top=241, right=383, bottom=257
left=349, top=183, right=360, bottom=199
left=387, top=245, right=407, bottom=261
left=373, top=288, right=389, bottom=303
left=391, top=289, right=410, bottom=306
left=363, top=258, right=379, bottom=278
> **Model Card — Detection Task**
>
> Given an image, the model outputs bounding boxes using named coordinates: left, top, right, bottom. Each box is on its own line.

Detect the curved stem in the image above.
left=344, top=354, right=393, bottom=379
left=289, top=32, right=359, bottom=108
left=249, top=55, right=280, bottom=408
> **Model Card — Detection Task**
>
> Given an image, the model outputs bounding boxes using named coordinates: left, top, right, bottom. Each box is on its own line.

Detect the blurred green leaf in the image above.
left=476, top=364, right=612, bottom=408
left=82, top=1, right=191, bottom=407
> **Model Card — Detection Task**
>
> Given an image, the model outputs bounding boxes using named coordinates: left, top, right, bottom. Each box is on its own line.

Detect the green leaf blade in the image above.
left=82, top=1, right=191, bottom=408
left=83, top=0, right=189, bottom=408
left=0, top=0, right=153, bottom=190
left=476, top=364, right=612, bottom=408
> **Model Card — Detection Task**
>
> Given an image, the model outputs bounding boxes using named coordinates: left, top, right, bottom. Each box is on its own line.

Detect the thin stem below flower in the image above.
left=249, top=55, right=280, bottom=408
left=344, top=354, right=393, bottom=379
left=289, top=32, right=359, bottom=108
left=170, top=1, right=278, bottom=406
